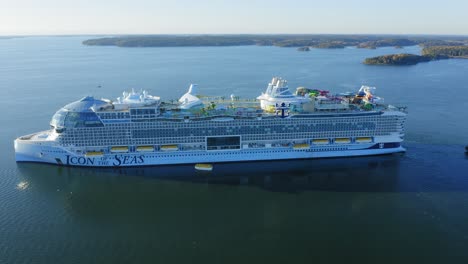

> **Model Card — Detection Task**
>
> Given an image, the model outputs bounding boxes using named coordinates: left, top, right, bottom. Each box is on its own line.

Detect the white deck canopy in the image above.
left=257, top=77, right=310, bottom=110
left=179, top=84, right=203, bottom=109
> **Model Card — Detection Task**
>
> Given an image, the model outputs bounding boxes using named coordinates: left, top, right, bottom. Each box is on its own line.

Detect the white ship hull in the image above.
left=14, top=78, right=407, bottom=168
left=15, top=139, right=405, bottom=167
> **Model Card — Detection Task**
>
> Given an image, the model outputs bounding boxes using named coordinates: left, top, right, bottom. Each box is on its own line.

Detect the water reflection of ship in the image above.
left=17, top=154, right=402, bottom=193
left=15, top=156, right=404, bottom=222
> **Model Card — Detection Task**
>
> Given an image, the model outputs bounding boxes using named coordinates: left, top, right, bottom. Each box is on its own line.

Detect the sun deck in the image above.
left=18, top=130, right=57, bottom=142
left=92, top=78, right=405, bottom=121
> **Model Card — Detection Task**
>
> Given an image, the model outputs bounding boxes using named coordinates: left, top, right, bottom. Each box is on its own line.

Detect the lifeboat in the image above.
left=160, top=145, right=179, bottom=151
left=85, top=151, right=104, bottom=157
left=312, top=139, right=329, bottom=145
left=335, top=138, right=351, bottom=144
left=136, top=146, right=154, bottom=152
left=293, top=143, right=310, bottom=150
left=356, top=137, right=373, bottom=143
left=195, top=163, right=213, bottom=171
left=111, top=146, right=129, bottom=153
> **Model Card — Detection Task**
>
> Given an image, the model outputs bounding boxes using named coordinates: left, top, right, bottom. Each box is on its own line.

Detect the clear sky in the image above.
left=1, top=0, right=468, bottom=35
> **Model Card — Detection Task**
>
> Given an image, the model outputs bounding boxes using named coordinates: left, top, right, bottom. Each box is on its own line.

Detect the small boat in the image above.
left=195, top=163, right=213, bottom=171
left=160, top=145, right=179, bottom=151
left=293, top=143, right=310, bottom=150
left=465, top=145, right=468, bottom=154
left=136, top=145, right=154, bottom=152
left=335, top=138, right=351, bottom=144
left=356, top=137, right=373, bottom=143
left=110, top=146, right=129, bottom=153
left=312, top=139, right=329, bottom=145
left=85, top=151, right=104, bottom=157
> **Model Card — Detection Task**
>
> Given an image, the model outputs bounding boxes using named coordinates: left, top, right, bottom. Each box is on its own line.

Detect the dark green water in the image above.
left=1, top=37, right=468, bottom=263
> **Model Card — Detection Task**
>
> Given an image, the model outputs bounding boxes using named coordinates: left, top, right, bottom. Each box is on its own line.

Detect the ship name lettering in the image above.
left=66, top=155, right=95, bottom=165
left=113, top=155, right=145, bottom=166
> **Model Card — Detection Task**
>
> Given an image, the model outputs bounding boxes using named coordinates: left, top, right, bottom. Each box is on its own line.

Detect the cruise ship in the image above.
left=14, top=77, right=407, bottom=167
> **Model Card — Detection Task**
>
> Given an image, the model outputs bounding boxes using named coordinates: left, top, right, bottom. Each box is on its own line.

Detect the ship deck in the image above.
left=18, top=130, right=57, bottom=142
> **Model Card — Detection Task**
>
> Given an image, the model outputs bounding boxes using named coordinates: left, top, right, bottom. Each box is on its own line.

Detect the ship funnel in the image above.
left=188, top=84, right=198, bottom=95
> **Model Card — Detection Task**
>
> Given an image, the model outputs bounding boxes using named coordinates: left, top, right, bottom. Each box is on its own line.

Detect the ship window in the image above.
left=50, top=109, right=68, bottom=128
left=207, top=136, right=241, bottom=151
left=62, top=111, right=104, bottom=128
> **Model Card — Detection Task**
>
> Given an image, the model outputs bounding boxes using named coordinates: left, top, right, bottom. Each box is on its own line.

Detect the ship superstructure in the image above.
left=15, top=77, right=407, bottom=167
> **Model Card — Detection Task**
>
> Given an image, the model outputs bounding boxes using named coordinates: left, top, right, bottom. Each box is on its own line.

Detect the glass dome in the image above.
left=50, top=96, right=107, bottom=129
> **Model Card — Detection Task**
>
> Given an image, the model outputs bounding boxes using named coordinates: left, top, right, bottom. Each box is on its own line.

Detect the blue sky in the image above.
left=1, top=0, right=467, bottom=35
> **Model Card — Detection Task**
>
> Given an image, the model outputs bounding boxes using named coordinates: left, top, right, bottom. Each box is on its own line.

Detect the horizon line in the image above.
left=2, top=33, right=468, bottom=38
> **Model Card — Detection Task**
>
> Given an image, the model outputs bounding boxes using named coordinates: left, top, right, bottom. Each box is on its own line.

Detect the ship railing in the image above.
left=18, top=130, right=53, bottom=141
left=18, top=134, right=35, bottom=140
left=199, top=96, right=260, bottom=103
left=381, top=104, right=408, bottom=113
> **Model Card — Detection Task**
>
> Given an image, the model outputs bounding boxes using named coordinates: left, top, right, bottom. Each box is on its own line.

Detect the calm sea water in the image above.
left=1, top=36, right=468, bottom=263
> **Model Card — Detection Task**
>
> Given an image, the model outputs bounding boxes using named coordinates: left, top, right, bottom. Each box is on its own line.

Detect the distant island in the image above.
left=357, top=39, right=418, bottom=49
left=0, top=36, right=22, bottom=40
left=364, top=54, right=440, bottom=65
left=364, top=46, right=468, bottom=65
left=82, top=35, right=468, bottom=49
left=297, top=46, right=310, bottom=52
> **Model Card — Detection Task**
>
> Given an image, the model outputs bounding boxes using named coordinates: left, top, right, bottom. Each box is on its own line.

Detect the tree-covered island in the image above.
left=82, top=35, right=468, bottom=50
left=297, top=46, right=310, bottom=51
left=364, top=54, right=439, bottom=65
left=82, top=35, right=468, bottom=65
left=364, top=46, right=468, bottom=65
